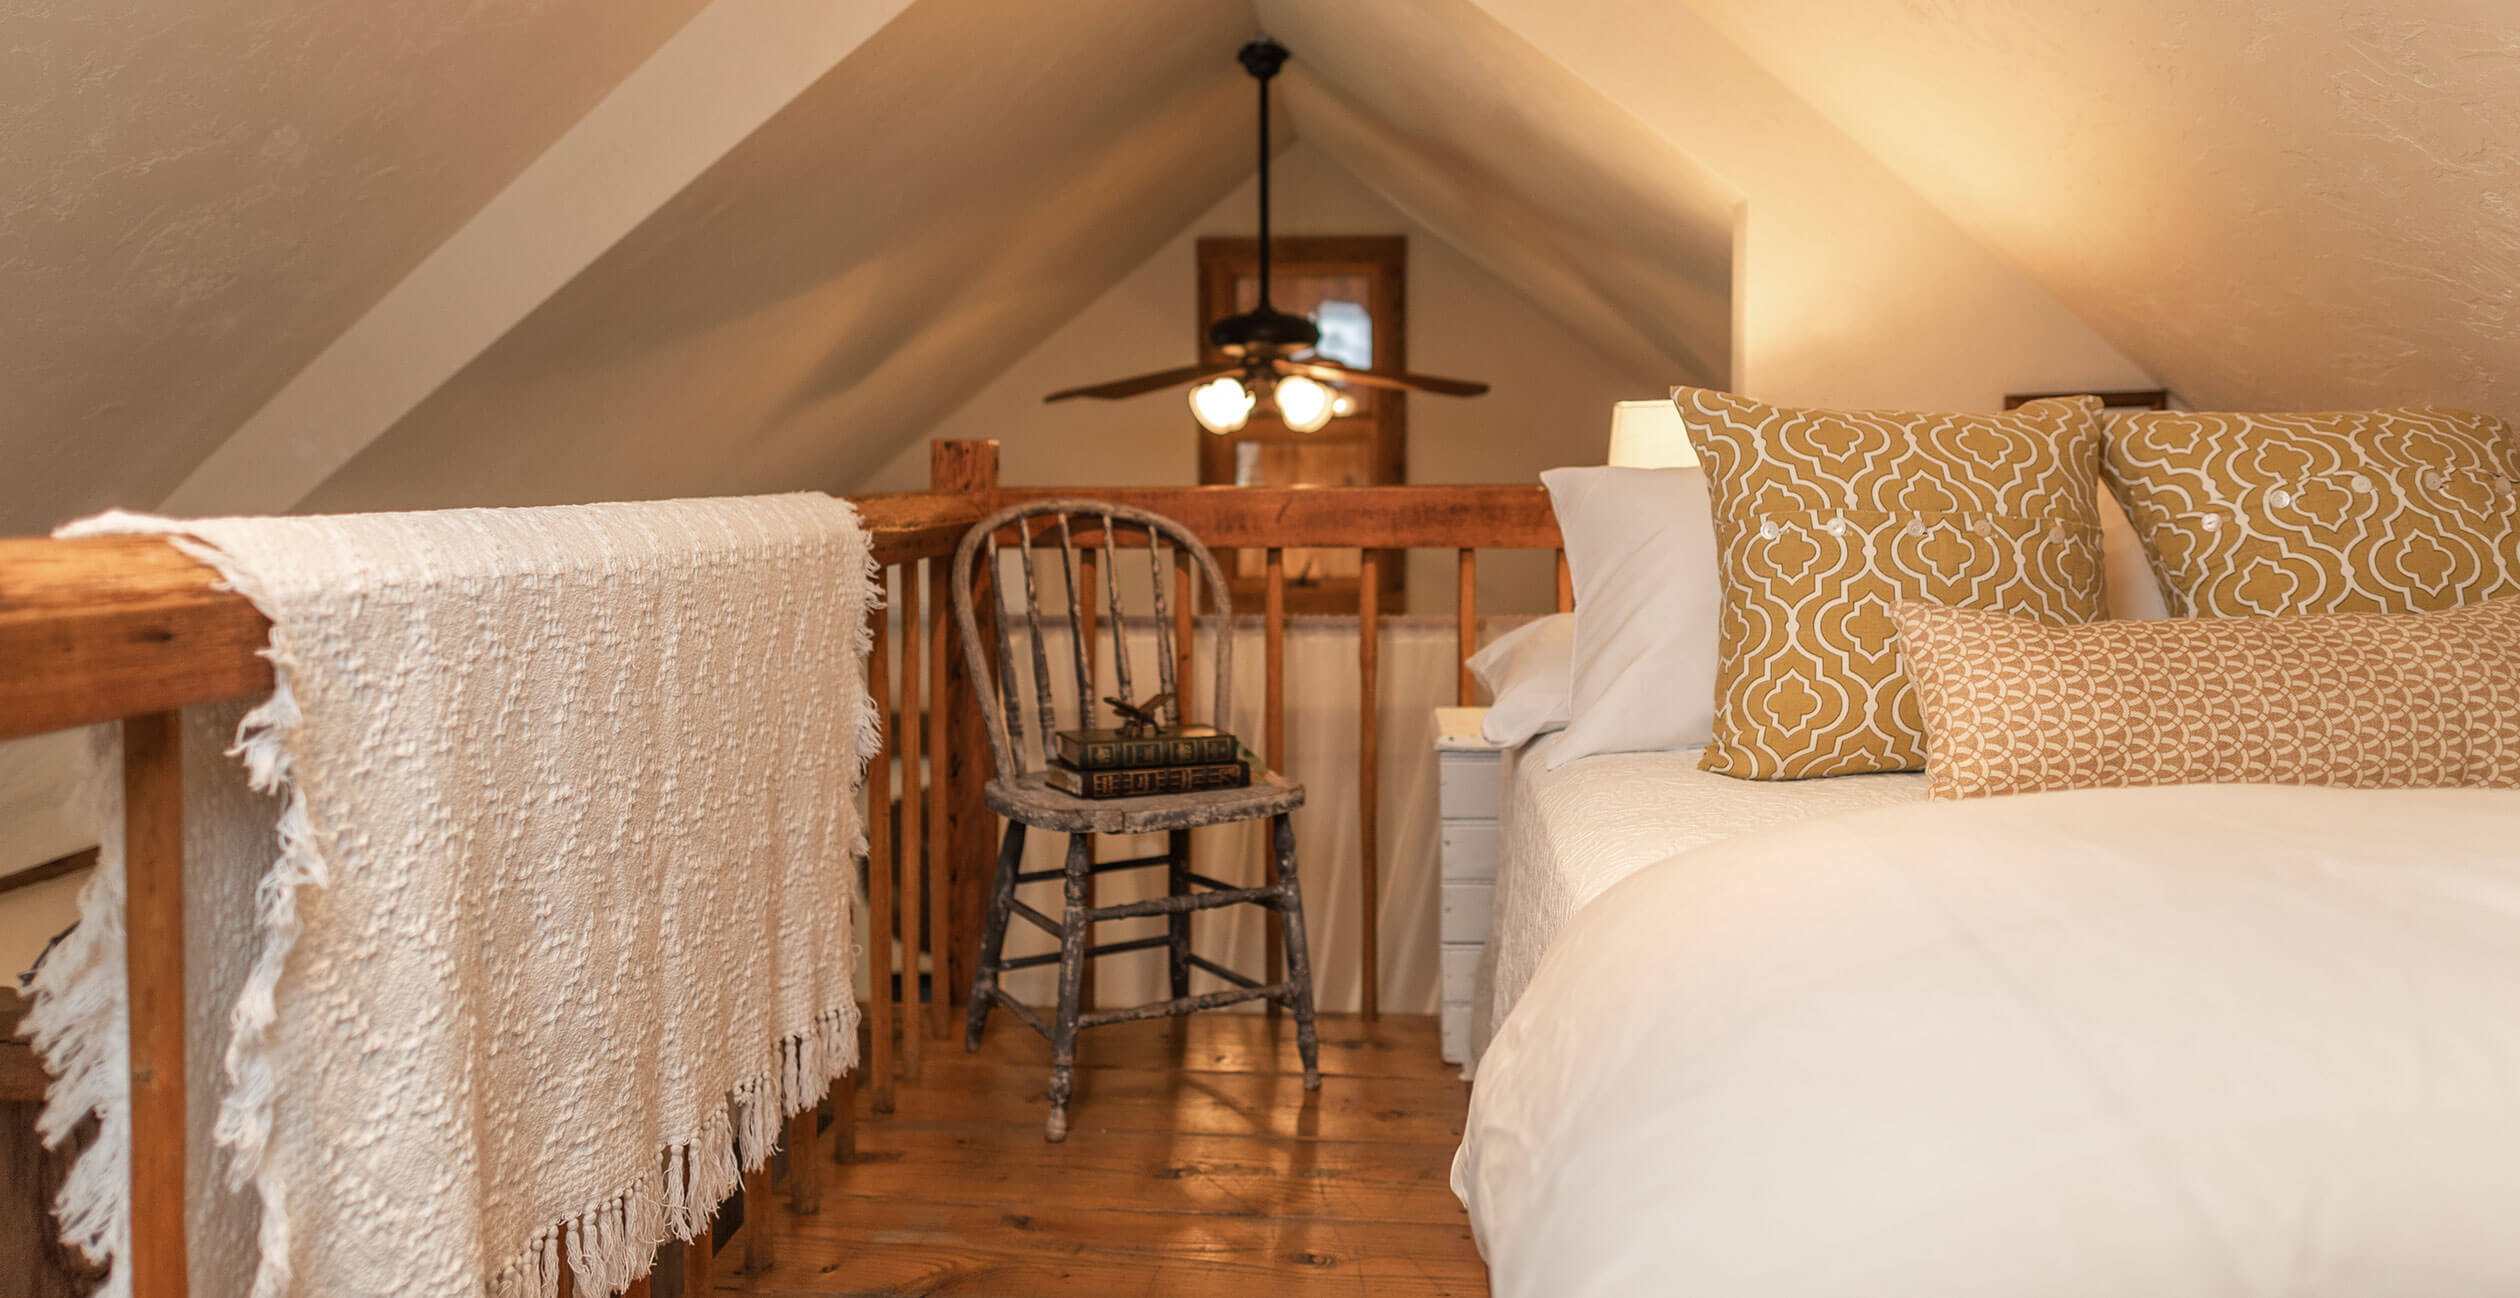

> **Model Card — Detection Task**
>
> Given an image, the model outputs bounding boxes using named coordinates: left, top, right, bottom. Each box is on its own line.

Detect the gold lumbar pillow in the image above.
left=1678, top=387, right=2108, bottom=780
left=2103, top=405, right=2520, bottom=617
left=1895, top=596, right=2520, bottom=801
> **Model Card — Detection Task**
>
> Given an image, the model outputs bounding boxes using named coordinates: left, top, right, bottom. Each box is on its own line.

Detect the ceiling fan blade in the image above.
left=1280, top=358, right=1491, bottom=397
left=1043, top=364, right=1236, bottom=403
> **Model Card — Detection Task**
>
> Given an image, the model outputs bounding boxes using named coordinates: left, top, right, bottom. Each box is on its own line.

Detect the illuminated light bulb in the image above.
left=1189, top=376, right=1255, bottom=434
left=1330, top=390, right=1357, bottom=418
left=1275, top=374, right=1335, bottom=433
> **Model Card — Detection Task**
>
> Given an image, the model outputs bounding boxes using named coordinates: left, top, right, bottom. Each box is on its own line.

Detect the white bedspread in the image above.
left=1456, top=784, right=2520, bottom=1298
left=1476, top=736, right=1919, bottom=1054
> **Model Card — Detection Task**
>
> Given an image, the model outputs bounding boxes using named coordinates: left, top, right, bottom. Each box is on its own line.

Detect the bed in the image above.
left=1454, top=782, right=2520, bottom=1297
left=1471, top=733, right=1921, bottom=1057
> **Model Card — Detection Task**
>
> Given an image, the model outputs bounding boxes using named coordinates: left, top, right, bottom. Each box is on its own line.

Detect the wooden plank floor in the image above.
left=731, top=1013, right=1485, bottom=1298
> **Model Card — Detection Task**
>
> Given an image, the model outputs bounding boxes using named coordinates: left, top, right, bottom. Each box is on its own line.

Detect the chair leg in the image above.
left=964, top=821, right=1026, bottom=1052
left=1046, top=833, right=1092, bottom=1142
left=1166, top=828, right=1192, bottom=1002
left=1271, top=813, right=1321, bottom=1089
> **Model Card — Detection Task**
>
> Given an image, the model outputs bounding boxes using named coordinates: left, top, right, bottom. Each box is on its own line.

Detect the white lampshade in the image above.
left=1274, top=374, right=1335, bottom=433
left=1607, top=398, right=1697, bottom=468
left=1189, top=376, right=1255, bottom=434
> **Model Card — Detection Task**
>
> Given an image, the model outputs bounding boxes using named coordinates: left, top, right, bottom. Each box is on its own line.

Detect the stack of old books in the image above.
left=1047, top=722, right=1251, bottom=799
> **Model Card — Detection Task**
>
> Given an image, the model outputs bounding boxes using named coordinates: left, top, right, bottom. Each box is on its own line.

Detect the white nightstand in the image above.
left=1433, top=706, right=1504, bottom=1068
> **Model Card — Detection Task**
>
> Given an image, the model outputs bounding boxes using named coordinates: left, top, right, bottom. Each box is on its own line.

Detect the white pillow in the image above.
left=2099, top=485, right=2169, bottom=620
left=1540, top=466, right=1721, bottom=767
left=1469, top=613, right=1575, bottom=745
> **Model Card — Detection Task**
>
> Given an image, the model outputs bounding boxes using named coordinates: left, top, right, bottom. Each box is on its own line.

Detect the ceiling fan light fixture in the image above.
left=1329, top=389, right=1358, bottom=418
left=1190, top=375, right=1255, bottom=434
left=1275, top=373, right=1336, bottom=433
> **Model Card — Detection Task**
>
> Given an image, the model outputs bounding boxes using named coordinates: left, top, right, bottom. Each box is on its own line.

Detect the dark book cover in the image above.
left=1045, top=760, right=1251, bottom=799
left=1052, top=725, right=1240, bottom=770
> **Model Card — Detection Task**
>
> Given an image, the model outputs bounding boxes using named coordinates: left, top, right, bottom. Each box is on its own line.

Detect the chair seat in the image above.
left=986, top=768, right=1305, bottom=834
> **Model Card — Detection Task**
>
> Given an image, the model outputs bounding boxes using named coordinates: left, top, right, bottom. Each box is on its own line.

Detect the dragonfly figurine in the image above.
left=1103, top=691, right=1175, bottom=735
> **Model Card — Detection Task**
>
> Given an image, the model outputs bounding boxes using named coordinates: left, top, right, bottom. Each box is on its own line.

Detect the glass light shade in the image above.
left=1608, top=398, right=1698, bottom=468
left=1189, top=376, right=1255, bottom=434
left=1274, top=374, right=1335, bottom=433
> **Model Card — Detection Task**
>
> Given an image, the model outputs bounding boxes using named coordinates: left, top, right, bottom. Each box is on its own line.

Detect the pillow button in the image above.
left=2200, top=514, right=2223, bottom=533
left=2350, top=474, right=2373, bottom=493
left=1824, top=517, right=1848, bottom=538
left=2268, top=488, right=2294, bottom=508
left=1759, top=520, right=1781, bottom=541
left=1903, top=519, right=1927, bottom=538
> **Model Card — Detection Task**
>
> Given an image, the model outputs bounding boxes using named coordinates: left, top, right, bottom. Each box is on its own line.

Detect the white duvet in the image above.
left=1455, top=784, right=2520, bottom=1298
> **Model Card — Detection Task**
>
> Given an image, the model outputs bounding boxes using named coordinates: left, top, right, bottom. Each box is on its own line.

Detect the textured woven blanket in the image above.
left=28, top=494, right=876, bottom=1298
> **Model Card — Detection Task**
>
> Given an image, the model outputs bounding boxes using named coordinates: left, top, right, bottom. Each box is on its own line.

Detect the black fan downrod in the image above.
left=1210, top=36, right=1319, bottom=360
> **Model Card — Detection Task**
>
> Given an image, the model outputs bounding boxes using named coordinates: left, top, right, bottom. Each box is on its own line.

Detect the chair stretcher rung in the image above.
left=985, top=988, right=1054, bottom=1041
left=1078, top=981, right=1295, bottom=1029
left=1086, top=884, right=1279, bottom=921
left=1014, top=851, right=1174, bottom=884
left=1008, top=898, right=1061, bottom=934
left=1181, top=870, right=1242, bottom=893
left=1184, top=953, right=1257, bottom=989
left=998, top=934, right=1172, bottom=971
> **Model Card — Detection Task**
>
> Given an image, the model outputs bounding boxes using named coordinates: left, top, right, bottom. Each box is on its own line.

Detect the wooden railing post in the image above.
left=932, top=440, right=1000, bottom=1008
left=124, top=710, right=187, bottom=1298
left=1356, top=552, right=1381, bottom=1021
left=864, top=595, right=895, bottom=1114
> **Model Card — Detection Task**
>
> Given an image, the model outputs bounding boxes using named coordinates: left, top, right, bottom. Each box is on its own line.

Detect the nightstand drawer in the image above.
left=1441, top=944, right=1480, bottom=1004
left=1437, top=753, right=1502, bottom=820
left=1440, top=880, right=1494, bottom=944
left=1439, top=821, right=1500, bottom=880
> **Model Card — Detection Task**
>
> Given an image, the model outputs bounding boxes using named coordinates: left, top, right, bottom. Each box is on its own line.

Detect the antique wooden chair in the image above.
left=951, top=499, right=1320, bottom=1141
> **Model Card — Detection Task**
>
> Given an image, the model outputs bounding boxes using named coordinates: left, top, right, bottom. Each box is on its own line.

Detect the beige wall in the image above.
left=1469, top=0, right=2157, bottom=413
left=859, top=143, right=1677, bottom=614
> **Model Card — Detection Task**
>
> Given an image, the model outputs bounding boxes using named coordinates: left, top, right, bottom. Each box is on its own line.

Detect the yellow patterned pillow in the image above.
left=2104, top=406, right=2520, bottom=616
left=1679, top=388, right=2108, bottom=779
left=1895, top=597, right=2520, bottom=801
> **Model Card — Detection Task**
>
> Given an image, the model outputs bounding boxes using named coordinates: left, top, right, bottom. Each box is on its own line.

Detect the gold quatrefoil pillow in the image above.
left=1895, top=596, right=2520, bottom=802
left=1679, top=387, right=2108, bottom=780
left=2103, top=406, right=2520, bottom=617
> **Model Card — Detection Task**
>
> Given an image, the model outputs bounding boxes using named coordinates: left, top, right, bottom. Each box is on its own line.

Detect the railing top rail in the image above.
left=0, top=444, right=1561, bottom=739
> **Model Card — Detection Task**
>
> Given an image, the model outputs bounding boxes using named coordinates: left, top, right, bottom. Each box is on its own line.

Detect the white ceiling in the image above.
left=8, top=0, right=2514, bottom=531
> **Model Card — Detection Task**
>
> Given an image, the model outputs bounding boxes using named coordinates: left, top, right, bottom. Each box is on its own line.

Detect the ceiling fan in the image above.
left=1043, top=36, right=1490, bottom=434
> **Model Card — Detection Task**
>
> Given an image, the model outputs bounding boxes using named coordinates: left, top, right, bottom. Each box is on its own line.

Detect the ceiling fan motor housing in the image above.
left=1210, top=306, right=1320, bottom=357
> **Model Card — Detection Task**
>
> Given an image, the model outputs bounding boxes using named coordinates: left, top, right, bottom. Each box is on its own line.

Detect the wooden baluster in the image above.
left=828, top=1068, right=856, bottom=1165
left=784, top=1107, right=820, bottom=1215
left=742, top=1162, right=775, bottom=1272
left=1555, top=548, right=1575, bottom=613
left=864, top=595, right=895, bottom=1113
left=1171, top=553, right=1196, bottom=959
left=925, top=556, right=954, bottom=1039
left=1356, top=551, right=1382, bottom=1021
left=934, top=438, right=1001, bottom=1007
left=896, top=566, right=925, bottom=1082
left=124, top=710, right=187, bottom=1298
left=1457, top=549, right=1478, bottom=705
left=1263, top=547, right=1286, bottom=993
left=682, top=1222, right=714, bottom=1294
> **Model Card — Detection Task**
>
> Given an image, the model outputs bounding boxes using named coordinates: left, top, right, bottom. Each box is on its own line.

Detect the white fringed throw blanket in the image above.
left=27, top=494, right=877, bottom=1298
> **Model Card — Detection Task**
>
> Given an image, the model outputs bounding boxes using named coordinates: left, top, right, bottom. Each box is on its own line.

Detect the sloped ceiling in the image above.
left=1261, top=0, right=1738, bottom=388
left=299, top=0, right=1264, bottom=513
left=1666, top=0, right=2520, bottom=418
left=0, top=0, right=711, bottom=536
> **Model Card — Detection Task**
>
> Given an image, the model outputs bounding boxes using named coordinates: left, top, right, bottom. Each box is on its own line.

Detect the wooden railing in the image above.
left=0, top=437, right=1564, bottom=1296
